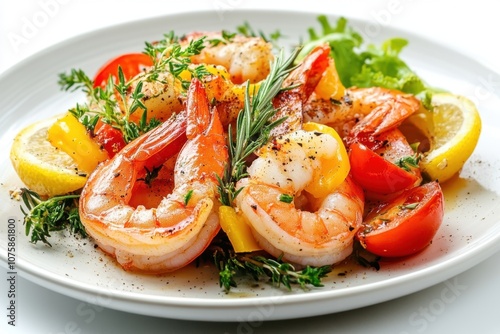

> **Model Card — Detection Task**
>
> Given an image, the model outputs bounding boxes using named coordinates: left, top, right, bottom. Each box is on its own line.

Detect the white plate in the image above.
left=1, top=9, right=499, bottom=322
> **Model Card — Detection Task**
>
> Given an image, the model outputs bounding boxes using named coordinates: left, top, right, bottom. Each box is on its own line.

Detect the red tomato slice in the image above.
left=93, top=53, right=153, bottom=88
left=349, top=129, right=422, bottom=196
left=357, top=181, right=444, bottom=257
left=94, top=120, right=126, bottom=158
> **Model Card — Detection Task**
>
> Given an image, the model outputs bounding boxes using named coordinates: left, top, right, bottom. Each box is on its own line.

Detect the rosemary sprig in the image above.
left=19, top=188, right=85, bottom=247
left=213, top=245, right=331, bottom=292
left=217, top=48, right=300, bottom=206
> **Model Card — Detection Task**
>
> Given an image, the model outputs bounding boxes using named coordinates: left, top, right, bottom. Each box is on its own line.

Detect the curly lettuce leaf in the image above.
left=300, top=15, right=441, bottom=109
left=298, top=16, right=363, bottom=87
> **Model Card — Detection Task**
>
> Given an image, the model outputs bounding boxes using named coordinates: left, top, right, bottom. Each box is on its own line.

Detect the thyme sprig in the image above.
left=395, top=154, right=421, bottom=172
left=58, top=32, right=208, bottom=143
left=137, top=165, right=163, bottom=186
left=20, top=188, right=85, bottom=247
left=217, top=48, right=300, bottom=206
left=114, top=66, right=161, bottom=142
left=237, top=21, right=282, bottom=49
left=143, top=32, right=208, bottom=89
left=58, top=65, right=160, bottom=143
left=213, top=246, right=331, bottom=292
left=58, top=68, right=94, bottom=94
left=207, top=30, right=237, bottom=47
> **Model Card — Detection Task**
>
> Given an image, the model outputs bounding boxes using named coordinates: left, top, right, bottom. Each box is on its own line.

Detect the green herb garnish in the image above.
left=208, top=30, right=237, bottom=47
left=400, top=203, right=419, bottom=210
left=59, top=33, right=208, bottom=143
left=137, top=165, right=163, bottom=186
left=395, top=154, right=420, bottom=171
left=143, top=32, right=208, bottom=89
left=236, top=21, right=282, bottom=49
left=279, top=194, right=294, bottom=203
left=213, top=246, right=331, bottom=292
left=217, top=48, right=300, bottom=206
left=114, top=66, right=161, bottom=142
left=20, top=188, right=85, bottom=247
left=183, top=190, right=194, bottom=206
left=58, top=69, right=159, bottom=143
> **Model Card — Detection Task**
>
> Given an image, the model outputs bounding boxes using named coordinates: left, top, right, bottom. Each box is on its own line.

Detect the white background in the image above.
left=1, top=1, right=499, bottom=333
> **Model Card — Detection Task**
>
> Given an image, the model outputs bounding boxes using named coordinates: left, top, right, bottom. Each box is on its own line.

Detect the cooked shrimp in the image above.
left=79, top=79, right=228, bottom=273
left=196, top=64, right=249, bottom=128
left=200, top=44, right=331, bottom=131
left=270, top=44, right=331, bottom=137
left=348, top=87, right=421, bottom=139
left=234, top=129, right=364, bottom=267
left=183, top=32, right=274, bottom=84
left=124, top=30, right=274, bottom=123
left=303, top=86, right=421, bottom=138
left=126, top=63, right=249, bottom=127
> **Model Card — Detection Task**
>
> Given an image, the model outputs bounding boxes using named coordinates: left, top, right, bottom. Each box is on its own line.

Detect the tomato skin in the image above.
left=349, top=129, right=422, bottom=196
left=93, top=53, right=153, bottom=88
left=357, top=181, right=444, bottom=257
left=349, top=143, right=419, bottom=195
left=94, top=121, right=126, bottom=158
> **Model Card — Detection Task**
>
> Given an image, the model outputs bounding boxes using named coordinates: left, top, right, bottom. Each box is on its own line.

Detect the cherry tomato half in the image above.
left=357, top=181, right=444, bottom=257
left=349, top=129, right=422, bottom=196
left=94, top=120, right=126, bottom=158
left=93, top=53, right=153, bottom=88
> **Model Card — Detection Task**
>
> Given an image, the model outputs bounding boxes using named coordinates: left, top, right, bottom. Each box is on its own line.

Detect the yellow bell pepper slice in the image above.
left=219, top=205, right=261, bottom=253
left=47, top=113, right=109, bottom=173
left=302, top=122, right=350, bottom=198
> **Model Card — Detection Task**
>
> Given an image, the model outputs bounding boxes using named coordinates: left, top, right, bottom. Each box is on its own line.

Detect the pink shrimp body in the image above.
left=184, top=32, right=274, bottom=84
left=79, top=79, right=228, bottom=273
left=235, top=128, right=365, bottom=267
left=270, top=44, right=331, bottom=137
left=304, top=87, right=421, bottom=138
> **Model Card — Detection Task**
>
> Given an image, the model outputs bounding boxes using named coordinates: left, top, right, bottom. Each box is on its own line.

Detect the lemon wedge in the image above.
left=10, top=116, right=88, bottom=197
left=419, top=93, right=481, bottom=183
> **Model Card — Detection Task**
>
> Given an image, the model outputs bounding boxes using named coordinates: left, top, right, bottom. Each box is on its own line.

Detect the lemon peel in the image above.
left=420, top=93, right=481, bottom=183
left=10, top=116, right=88, bottom=197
